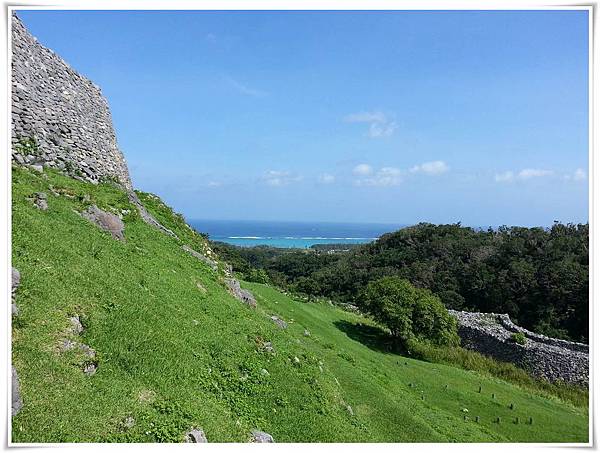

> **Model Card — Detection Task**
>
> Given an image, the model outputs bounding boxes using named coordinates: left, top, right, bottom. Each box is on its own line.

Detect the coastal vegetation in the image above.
left=213, top=222, right=589, bottom=343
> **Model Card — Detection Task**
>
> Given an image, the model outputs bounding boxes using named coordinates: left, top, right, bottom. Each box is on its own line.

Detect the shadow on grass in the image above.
left=334, top=319, right=402, bottom=354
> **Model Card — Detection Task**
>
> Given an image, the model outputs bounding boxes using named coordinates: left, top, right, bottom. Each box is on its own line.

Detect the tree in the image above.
left=361, top=276, right=459, bottom=346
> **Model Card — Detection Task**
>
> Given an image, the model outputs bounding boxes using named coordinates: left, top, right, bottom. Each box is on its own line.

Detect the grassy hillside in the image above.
left=11, top=166, right=588, bottom=443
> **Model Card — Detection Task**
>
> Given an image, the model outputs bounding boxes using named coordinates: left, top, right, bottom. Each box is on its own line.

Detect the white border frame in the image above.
left=1, top=2, right=595, bottom=451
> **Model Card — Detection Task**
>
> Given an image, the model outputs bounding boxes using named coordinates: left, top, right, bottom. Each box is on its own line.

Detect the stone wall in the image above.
left=449, top=310, right=588, bottom=386
left=11, top=13, right=132, bottom=189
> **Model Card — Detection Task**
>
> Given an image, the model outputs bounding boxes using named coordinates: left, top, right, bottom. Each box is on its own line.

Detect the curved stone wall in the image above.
left=11, top=13, right=132, bottom=189
left=449, top=310, right=588, bottom=386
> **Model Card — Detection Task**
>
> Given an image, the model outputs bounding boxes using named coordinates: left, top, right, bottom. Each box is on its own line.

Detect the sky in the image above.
left=17, top=10, right=589, bottom=227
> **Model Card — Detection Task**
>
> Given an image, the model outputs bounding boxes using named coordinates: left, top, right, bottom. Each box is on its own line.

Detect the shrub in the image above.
left=246, top=268, right=270, bottom=284
left=361, top=276, right=459, bottom=346
left=511, top=332, right=527, bottom=345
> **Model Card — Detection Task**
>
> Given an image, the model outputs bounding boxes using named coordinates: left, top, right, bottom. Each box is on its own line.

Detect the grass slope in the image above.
left=11, top=166, right=588, bottom=443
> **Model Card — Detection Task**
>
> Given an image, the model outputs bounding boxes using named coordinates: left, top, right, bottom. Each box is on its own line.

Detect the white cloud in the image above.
left=355, top=166, right=402, bottom=187
left=206, top=181, right=222, bottom=188
left=410, top=160, right=449, bottom=176
left=318, top=173, right=336, bottom=184
left=344, top=111, right=397, bottom=138
left=517, top=168, right=553, bottom=180
left=262, top=170, right=302, bottom=187
left=205, top=33, right=217, bottom=43
left=225, top=76, right=267, bottom=97
left=368, top=121, right=398, bottom=138
left=344, top=111, right=387, bottom=123
left=353, top=164, right=373, bottom=176
left=573, top=168, right=587, bottom=181
left=495, top=168, right=554, bottom=183
left=495, top=171, right=514, bottom=182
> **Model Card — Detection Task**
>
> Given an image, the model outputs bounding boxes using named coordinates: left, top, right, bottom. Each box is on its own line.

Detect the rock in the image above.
left=12, top=366, right=23, bottom=416
left=30, top=164, right=43, bottom=173
left=83, top=363, right=97, bottom=376
left=59, top=339, right=77, bottom=352
left=270, top=316, right=288, bottom=329
left=186, top=428, right=208, bottom=443
left=293, top=356, right=300, bottom=364
left=346, top=405, right=354, bottom=416
left=251, top=430, right=274, bottom=443
left=127, top=191, right=177, bottom=238
left=304, top=329, right=311, bottom=337
left=182, top=245, right=217, bottom=271
left=11, top=267, right=20, bottom=316
left=12, top=267, right=20, bottom=295
left=81, top=205, right=125, bottom=241
left=225, top=278, right=257, bottom=308
left=79, top=343, right=96, bottom=358
left=28, top=192, right=48, bottom=210
left=258, top=340, right=275, bottom=354
left=260, top=368, right=270, bottom=376
left=69, top=315, right=83, bottom=334
left=239, top=289, right=257, bottom=308
left=123, top=416, right=135, bottom=429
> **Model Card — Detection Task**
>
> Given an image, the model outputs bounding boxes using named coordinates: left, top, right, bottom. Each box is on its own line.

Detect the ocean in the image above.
left=189, top=219, right=406, bottom=249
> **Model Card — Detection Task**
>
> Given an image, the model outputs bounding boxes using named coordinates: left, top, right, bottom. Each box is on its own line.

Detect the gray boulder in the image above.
left=251, top=430, right=274, bottom=443
left=12, top=366, right=23, bottom=416
left=69, top=315, right=83, bottom=335
left=127, top=191, right=178, bottom=239
left=270, top=316, right=288, bottom=329
left=186, top=428, right=208, bottom=443
left=225, top=278, right=257, bottom=308
left=81, top=205, right=125, bottom=241
left=182, top=245, right=217, bottom=271
left=33, top=192, right=48, bottom=210
left=11, top=267, right=20, bottom=295
left=83, top=363, right=97, bottom=376
left=11, top=267, right=20, bottom=316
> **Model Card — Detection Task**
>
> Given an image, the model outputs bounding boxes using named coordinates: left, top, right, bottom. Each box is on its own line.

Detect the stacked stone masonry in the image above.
left=11, top=14, right=132, bottom=189
left=449, top=310, right=588, bottom=386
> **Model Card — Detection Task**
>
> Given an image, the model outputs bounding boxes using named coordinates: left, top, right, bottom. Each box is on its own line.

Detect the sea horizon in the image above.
left=189, top=219, right=407, bottom=248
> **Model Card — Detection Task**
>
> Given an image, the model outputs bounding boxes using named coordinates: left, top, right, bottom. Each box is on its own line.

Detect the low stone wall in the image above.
left=449, top=310, right=588, bottom=386
left=11, top=14, right=132, bottom=189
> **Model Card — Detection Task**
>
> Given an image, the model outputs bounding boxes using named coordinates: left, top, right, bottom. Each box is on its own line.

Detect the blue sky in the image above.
left=17, top=10, right=589, bottom=226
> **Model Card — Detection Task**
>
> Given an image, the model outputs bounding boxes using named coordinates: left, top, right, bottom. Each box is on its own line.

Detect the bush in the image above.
left=361, top=276, right=459, bottom=346
left=245, top=268, right=270, bottom=284
left=511, top=332, right=527, bottom=345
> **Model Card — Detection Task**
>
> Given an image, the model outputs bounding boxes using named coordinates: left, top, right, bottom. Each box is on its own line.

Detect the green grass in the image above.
left=11, top=166, right=589, bottom=443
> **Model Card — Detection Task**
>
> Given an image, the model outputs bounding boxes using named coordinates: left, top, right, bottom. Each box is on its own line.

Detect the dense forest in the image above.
left=211, top=222, right=589, bottom=343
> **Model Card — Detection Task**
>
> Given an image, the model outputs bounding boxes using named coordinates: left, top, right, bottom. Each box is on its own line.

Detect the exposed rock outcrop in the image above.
left=225, top=278, right=257, bottom=308
left=29, top=192, right=48, bottom=210
left=182, top=245, right=217, bottom=271
left=12, top=366, right=23, bottom=416
left=251, top=430, right=274, bottom=443
left=450, top=310, right=588, bottom=386
left=11, top=267, right=20, bottom=316
left=185, top=428, right=208, bottom=443
left=81, top=205, right=125, bottom=241
left=127, top=191, right=177, bottom=238
left=270, top=316, right=288, bottom=329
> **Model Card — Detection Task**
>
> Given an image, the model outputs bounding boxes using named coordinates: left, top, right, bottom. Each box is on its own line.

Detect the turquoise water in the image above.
left=190, top=219, right=405, bottom=249
left=218, top=236, right=375, bottom=248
